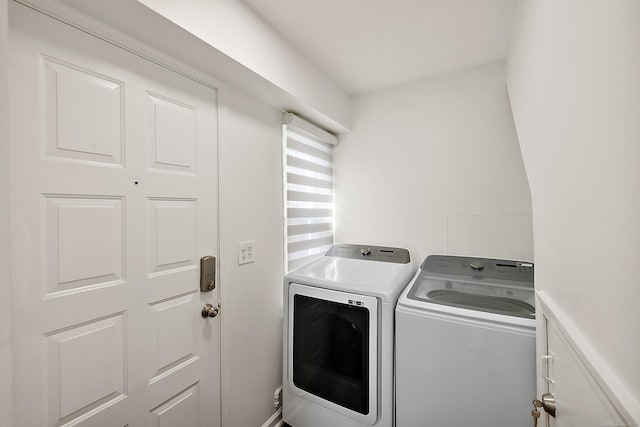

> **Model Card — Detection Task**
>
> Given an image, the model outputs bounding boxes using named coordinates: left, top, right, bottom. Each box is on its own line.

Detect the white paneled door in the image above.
left=9, top=3, right=220, bottom=426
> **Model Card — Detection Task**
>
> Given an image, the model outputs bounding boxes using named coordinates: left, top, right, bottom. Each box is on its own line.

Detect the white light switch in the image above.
left=238, top=241, right=255, bottom=265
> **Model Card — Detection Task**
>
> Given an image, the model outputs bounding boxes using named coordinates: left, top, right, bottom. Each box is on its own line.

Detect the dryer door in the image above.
left=288, top=283, right=378, bottom=425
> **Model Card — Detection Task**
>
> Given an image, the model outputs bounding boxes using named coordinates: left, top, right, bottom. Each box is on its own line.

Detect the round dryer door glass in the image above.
left=426, top=290, right=535, bottom=318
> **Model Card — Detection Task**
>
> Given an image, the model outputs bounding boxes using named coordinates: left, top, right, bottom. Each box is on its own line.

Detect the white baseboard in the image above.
left=261, top=408, right=283, bottom=427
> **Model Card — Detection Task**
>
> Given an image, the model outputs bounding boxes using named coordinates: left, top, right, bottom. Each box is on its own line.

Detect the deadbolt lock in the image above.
left=200, top=256, right=216, bottom=292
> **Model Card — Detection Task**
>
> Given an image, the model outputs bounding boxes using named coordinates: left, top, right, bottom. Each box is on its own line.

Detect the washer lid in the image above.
left=406, top=276, right=535, bottom=319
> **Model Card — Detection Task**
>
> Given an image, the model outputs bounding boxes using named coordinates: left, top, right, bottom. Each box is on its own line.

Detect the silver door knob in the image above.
left=534, top=393, right=556, bottom=418
left=541, top=393, right=556, bottom=417
left=201, top=303, right=219, bottom=318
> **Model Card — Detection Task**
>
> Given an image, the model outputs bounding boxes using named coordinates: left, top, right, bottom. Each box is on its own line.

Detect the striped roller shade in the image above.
left=283, top=113, right=338, bottom=272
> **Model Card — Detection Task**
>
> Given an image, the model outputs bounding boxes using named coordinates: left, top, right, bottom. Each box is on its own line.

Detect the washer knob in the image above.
left=360, top=248, right=371, bottom=256
left=470, top=261, right=485, bottom=271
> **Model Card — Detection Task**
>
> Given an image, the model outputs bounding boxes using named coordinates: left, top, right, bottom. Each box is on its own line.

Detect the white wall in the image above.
left=69, top=0, right=349, bottom=133
left=334, top=61, right=533, bottom=265
left=218, top=86, right=285, bottom=427
left=507, top=0, right=640, bottom=418
left=27, top=0, right=349, bottom=133
left=135, top=0, right=349, bottom=128
left=0, top=0, right=12, bottom=426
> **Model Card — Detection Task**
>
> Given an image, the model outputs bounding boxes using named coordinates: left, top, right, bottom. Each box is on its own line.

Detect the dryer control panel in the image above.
left=326, top=244, right=410, bottom=264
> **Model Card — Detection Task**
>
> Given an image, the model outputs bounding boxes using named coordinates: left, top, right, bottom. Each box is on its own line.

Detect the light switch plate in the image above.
left=238, top=241, right=255, bottom=265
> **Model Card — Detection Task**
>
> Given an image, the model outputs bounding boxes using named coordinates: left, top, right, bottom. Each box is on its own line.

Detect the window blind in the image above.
left=283, top=113, right=338, bottom=272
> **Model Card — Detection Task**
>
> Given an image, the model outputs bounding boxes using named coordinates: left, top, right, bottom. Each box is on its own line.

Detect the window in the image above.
left=283, top=113, right=338, bottom=272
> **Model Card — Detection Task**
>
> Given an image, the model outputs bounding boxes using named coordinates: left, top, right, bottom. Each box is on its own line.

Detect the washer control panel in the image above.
left=421, top=255, right=533, bottom=283
left=326, top=244, right=410, bottom=264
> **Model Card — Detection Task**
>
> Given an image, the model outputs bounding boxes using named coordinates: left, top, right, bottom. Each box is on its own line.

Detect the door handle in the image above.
left=534, top=393, right=556, bottom=417
left=201, top=303, right=219, bottom=318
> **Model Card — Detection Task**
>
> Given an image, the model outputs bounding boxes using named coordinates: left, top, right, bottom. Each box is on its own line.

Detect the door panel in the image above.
left=150, top=384, right=200, bottom=426
left=537, top=297, right=633, bottom=427
left=46, top=313, right=126, bottom=424
left=9, top=3, right=219, bottom=426
left=44, top=195, right=125, bottom=293
left=42, top=56, right=124, bottom=165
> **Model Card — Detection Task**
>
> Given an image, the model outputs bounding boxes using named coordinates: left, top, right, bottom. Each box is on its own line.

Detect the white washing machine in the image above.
left=283, top=244, right=414, bottom=427
left=395, top=255, right=536, bottom=427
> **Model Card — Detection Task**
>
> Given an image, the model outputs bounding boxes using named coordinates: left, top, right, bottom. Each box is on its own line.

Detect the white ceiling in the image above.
left=243, top=0, right=518, bottom=95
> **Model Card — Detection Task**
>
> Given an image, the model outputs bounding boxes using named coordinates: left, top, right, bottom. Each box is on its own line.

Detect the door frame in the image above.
left=5, top=0, right=227, bottom=424
left=0, top=1, right=11, bottom=425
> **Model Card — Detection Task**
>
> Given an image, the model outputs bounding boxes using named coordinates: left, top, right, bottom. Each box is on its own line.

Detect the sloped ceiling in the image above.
left=243, top=0, right=518, bottom=94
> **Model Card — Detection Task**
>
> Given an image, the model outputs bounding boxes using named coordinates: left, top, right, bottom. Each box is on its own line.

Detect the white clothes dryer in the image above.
left=283, top=244, right=414, bottom=427
left=395, top=255, right=536, bottom=427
